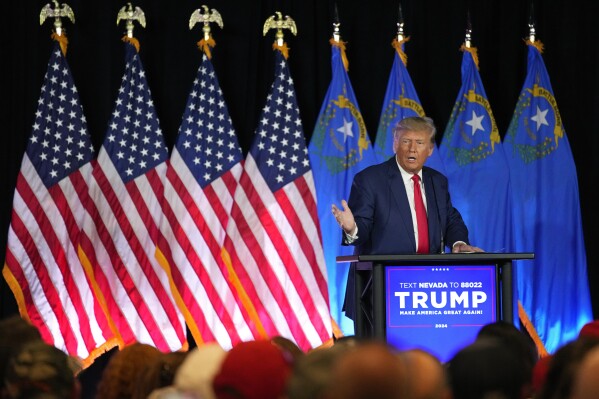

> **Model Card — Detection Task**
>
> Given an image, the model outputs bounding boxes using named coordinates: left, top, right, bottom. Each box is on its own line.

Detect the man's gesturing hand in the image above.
left=331, top=200, right=357, bottom=235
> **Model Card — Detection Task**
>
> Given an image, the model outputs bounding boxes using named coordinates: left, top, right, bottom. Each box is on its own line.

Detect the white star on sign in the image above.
left=337, top=117, right=354, bottom=142
left=465, top=110, right=485, bottom=135
left=531, top=106, right=549, bottom=131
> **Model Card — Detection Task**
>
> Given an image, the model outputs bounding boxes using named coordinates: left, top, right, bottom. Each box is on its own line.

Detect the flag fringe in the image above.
left=121, top=35, right=140, bottom=52
left=330, top=317, right=344, bottom=340
left=273, top=42, right=290, bottom=59
left=392, top=37, right=410, bottom=66
left=51, top=32, right=69, bottom=56
left=197, top=37, right=216, bottom=59
left=77, top=245, right=125, bottom=349
left=220, top=247, right=269, bottom=340
left=3, top=261, right=124, bottom=370
left=78, top=337, right=121, bottom=370
left=518, top=300, right=550, bottom=357
left=460, top=44, right=479, bottom=69
left=330, top=38, right=349, bottom=71
left=155, top=247, right=198, bottom=347
left=525, top=39, right=545, bottom=54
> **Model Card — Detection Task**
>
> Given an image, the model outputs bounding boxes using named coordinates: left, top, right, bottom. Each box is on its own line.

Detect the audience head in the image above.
left=174, top=342, right=227, bottom=399
left=326, top=340, right=409, bottom=399
left=270, top=335, right=305, bottom=362
left=0, top=315, right=43, bottom=385
left=3, top=340, right=78, bottom=399
left=212, top=339, right=293, bottom=399
left=94, top=342, right=163, bottom=399
left=286, top=344, right=352, bottom=399
left=132, top=350, right=188, bottom=399
left=147, top=386, right=199, bottom=399
left=570, top=345, right=599, bottom=399
left=447, top=337, right=527, bottom=399
left=531, top=355, right=553, bottom=396
left=476, top=321, right=538, bottom=396
left=402, top=349, right=450, bottom=399
left=535, top=337, right=599, bottom=399
left=578, top=320, right=599, bottom=340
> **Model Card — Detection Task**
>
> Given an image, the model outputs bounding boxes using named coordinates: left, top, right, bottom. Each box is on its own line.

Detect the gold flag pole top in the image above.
left=40, top=0, right=75, bottom=54
left=40, top=0, right=75, bottom=37
left=190, top=5, right=223, bottom=41
left=189, top=5, right=223, bottom=59
left=263, top=11, right=297, bottom=59
left=116, top=2, right=146, bottom=39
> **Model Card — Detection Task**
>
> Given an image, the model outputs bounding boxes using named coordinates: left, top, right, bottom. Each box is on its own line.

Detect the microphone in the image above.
left=430, top=178, right=445, bottom=254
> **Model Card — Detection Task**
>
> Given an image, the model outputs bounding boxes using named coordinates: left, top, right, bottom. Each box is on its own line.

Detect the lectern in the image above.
left=337, top=253, right=534, bottom=362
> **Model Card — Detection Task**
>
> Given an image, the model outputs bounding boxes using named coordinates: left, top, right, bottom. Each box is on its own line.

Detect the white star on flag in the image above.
left=531, top=106, right=549, bottom=131
left=337, top=117, right=354, bottom=142
left=465, top=110, right=485, bottom=135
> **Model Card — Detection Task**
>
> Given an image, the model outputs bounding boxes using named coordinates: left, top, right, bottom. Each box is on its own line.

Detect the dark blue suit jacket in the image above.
left=342, top=157, right=470, bottom=319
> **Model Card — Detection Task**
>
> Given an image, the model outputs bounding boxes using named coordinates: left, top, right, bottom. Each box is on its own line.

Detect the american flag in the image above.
left=78, top=42, right=186, bottom=351
left=157, top=51, right=254, bottom=349
left=222, top=49, right=332, bottom=350
left=3, top=41, right=118, bottom=363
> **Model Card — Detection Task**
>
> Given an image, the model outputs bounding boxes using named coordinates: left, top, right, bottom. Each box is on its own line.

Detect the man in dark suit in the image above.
left=331, top=116, right=483, bottom=321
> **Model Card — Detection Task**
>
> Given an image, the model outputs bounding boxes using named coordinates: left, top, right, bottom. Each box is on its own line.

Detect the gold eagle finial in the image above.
left=40, top=0, right=75, bottom=36
left=116, top=2, right=146, bottom=38
left=189, top=5, right=223, bottom=41
left=263, top=11, right=297, bottom=46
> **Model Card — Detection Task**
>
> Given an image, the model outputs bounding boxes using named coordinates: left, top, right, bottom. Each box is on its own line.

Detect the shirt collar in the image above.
left=394, top=156, right=423, bottom=184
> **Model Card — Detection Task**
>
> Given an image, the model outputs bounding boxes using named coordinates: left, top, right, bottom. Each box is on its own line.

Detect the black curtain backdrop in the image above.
left=2, top=0, right=598, bottom=322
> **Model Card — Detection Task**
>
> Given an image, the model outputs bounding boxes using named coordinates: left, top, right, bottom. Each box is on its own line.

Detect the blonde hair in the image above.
left=393, top=116, right=436, bottom=144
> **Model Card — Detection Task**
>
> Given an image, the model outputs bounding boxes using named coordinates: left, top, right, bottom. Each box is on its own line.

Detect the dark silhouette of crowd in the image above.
left=2, top=314, right=599, bottom=399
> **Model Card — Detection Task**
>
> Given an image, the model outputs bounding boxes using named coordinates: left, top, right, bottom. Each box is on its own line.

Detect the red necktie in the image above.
left=412, top=174, right=429, bottom=254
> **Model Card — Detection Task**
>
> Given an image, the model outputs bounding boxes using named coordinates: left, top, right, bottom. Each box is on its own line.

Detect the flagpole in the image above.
left=396, top=2, right=405, bottom=42
left=464, top=10, right=472, bottom=48
left=527, top=1, right=536, bottom=43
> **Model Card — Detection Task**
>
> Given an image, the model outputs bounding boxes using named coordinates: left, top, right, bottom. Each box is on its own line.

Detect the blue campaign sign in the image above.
left=386, top=265, right=497, bottom=362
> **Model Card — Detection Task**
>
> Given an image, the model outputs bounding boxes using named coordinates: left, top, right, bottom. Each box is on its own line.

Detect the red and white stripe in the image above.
left=78, top=150, right=186, bottom=352
left=223, top=155, right=332, bottom=351
left=157, top=149, right=254, bottom=349
left=4, top=156, right=116, bottom=361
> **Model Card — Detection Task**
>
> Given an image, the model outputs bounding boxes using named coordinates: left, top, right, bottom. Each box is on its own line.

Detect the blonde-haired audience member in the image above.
left=174, top=343, right=227, bottom=399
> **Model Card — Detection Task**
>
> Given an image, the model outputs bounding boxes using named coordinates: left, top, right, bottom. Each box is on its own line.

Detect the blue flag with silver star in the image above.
left=504, top=42, right=592, bottom=354
left=439, top=47, right=513, bottom=255
left=309, top=43, right=377, bottom=335
left=374, top=38, right=445, bottom=174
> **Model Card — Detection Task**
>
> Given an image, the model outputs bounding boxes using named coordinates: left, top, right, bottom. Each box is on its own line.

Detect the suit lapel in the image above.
left=387, top=158, right=417, bottom=251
